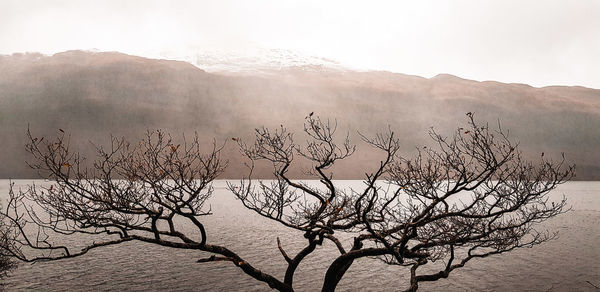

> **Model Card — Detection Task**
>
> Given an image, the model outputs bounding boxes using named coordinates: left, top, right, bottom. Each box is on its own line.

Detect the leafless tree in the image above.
left=0, top=129, right=289, bottom=291
left=0, top=114, right=573, bottom=291
left=229, top=113, right=573, bottom=291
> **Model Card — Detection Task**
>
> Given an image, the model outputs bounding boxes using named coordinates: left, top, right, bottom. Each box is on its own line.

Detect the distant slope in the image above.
left=1, top=51, right=598, bottom=179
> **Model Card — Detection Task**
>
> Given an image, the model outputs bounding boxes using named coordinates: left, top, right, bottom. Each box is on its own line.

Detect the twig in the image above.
left=586, top=280, right=600, bottom=289
left=197, top=255, right=234, bottom=263
left=277, top=237, right=292, bottom=263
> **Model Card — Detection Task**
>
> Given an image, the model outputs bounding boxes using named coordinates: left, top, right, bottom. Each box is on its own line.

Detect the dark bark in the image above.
left=1, top=115, right=574, bottom=291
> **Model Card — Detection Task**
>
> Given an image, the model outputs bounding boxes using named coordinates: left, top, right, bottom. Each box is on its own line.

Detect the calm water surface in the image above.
left=1, top=180, right=599, bottom=291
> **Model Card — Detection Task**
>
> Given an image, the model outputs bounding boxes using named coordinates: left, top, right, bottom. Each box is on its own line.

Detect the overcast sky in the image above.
left=2, top=0, right=599, bottom=88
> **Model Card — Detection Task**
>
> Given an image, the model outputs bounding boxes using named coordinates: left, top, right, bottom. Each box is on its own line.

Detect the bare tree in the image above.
left=229, top=113, right=573, bottom=291
left=0, top=129, right=290, bottom=291
left=0, top=114, right=573, bottom=291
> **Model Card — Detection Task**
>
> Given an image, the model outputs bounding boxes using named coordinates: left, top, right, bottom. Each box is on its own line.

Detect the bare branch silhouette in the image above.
left=0, top=113, right=573, bottom=291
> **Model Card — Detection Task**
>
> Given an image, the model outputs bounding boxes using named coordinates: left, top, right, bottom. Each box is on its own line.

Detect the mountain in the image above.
left=155, top=47, right=348, bottom=74
left=1, top=50, right=598, bottom=179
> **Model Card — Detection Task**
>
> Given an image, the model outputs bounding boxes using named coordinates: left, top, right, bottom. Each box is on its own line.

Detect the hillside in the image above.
left=1, top=51, right=598, bottom=179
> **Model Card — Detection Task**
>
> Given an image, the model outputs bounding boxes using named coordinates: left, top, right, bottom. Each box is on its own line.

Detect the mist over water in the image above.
left=2, top=180, right=598, bottom=291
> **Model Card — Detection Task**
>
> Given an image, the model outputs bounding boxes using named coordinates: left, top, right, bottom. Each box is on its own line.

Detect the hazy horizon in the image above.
left=2, top=1, right=600, bottom=88
left=5, top=49, right=600, bottom=91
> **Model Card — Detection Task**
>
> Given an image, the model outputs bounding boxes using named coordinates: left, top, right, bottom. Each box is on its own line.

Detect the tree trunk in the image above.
left=321, top=258, right=354, bottom=292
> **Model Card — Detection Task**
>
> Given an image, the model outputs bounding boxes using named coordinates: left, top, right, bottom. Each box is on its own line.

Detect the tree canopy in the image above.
left=0, top=114, right=573, bottom=291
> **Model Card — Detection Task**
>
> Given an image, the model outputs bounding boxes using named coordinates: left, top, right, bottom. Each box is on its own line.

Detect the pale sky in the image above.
left=2, top=0, right=600, bottom=88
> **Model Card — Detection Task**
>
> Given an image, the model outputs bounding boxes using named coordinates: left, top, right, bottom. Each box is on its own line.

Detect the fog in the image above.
left=1, top=51, right=598, bottom=179
left=1, top=1, right=600, bottom=88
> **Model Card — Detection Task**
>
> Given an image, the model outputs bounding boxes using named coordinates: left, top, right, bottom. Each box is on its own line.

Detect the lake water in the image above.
left=1, top=180, right=599, bottom=291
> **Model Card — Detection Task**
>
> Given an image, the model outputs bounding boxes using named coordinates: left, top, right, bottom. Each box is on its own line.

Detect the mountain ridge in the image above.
left=5, top=50, right=598, bottom=90
left=1, top=50, right=598, bottom=179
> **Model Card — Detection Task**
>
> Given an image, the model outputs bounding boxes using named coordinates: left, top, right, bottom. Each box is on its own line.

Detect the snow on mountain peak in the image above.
left=154, top=47, right=349, bottom=74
